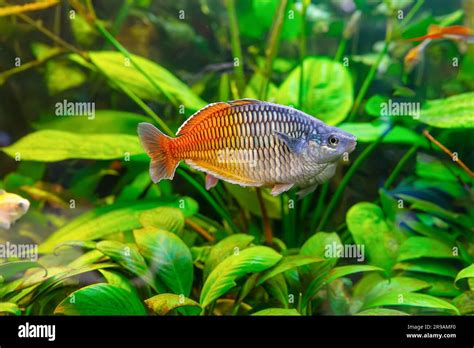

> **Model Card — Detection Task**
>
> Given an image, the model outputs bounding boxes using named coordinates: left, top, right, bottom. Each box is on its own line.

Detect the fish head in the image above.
left=306, top=126, right=357, bottom=164
left=0, top=192, right=30, bottom=224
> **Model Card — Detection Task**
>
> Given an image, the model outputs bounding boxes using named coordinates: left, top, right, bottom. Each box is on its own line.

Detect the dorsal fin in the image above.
left=176, top=99, right=263, bottom=136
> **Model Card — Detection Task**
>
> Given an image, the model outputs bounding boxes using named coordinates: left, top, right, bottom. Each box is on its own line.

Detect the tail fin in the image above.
left=137, top=122, right=179, bottom=183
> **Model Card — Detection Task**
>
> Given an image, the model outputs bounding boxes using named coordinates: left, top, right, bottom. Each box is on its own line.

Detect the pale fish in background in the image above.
left=0, top=190, right=30, bottom=229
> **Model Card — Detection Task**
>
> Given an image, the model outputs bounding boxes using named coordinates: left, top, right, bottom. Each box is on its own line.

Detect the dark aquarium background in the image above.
left=0, top=0, right=473, bottom=317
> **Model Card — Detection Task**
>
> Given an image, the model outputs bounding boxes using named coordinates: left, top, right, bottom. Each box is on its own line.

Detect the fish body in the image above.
left=407, top=25, right=473, bottom=42
left=138, top=99, right=357, bottom=197
left=0, top=190, right=30, bottom=229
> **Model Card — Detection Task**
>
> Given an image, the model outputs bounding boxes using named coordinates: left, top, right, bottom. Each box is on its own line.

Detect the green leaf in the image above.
left=86, top=51, right=206, bottom=110
left=394, top=259, right=459, bottom=278
left=138, top=207, right=185, bottom=235
left=0, top=302, right=21, bottom=315
left=356, top=308, right=409, bottom=316
left=362, top=292, right=460, bottom=315
left=203, top=234, right=255, bottom=279
left=1, top=130, right=143, bottom=162
left=96, top=241, right=148, bottom=278
left=200, top=246, right=282, bottom=308
left=0, top=261, right=46, bottom=281
left=277, top=57, right=353, bottom=125
left=263, top=274, right=289, bottom=308
left=346, top=202, right=405, bottom=271
left=397, top=237, right=457, bottom=262
left=39, top=198, right=198, bottom=253
left=99, top=269, right=138, bottom=296
left=362, top=277, right=431, bottom=308
left=145, top=293, right=201, bottom=315
left=257, top=255, right=324, bottom=286
left=418, top=92, right=474, bottom=128
left=455, top=264, right=474, bottom=287
left=34, top=110, right=149, bottom=135
left=54, top=283, right=146, bottom=315
left=416, top=153, right=472, bottom=184
left=134, top=228, right=193, bottom=296
left=338, top=122, right=429, bottom=147
left=251, top=308, right=300, bottom=316
left=326, top=265, right=384, bottom=285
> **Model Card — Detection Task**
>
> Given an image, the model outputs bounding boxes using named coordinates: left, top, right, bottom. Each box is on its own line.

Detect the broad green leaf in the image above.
left=39, top=198, right=198, bottom=253
left=455, top=264, right=474, bottom=287
left=362, top=277, right=431, bottom=308
left=397, top=237, right=457, bottom=262
left=394, top=259, right=459, bottom=278
left=34, top=110, right=149, bottom=135
left=415, top=153, right=472, bottom=186
left=326, top=265, right=384, bottom=285
left=200, top=246, right=282, bottom=308
left=263, top=274, right=289, bottom=308
left=134, top=228, right=193, bottom=296
left=0, top=302, right=21, bottom=315
left=0, top=261, right=46, bottom=281
left=204, top=234, right=255, bottom=279
left=138, top=207, right=185, bottom=235
left=418, top=92, right=474, bottom=128
left=96, top=241, right=148, bottom=278
left=415, top=274, right=462, bottom=297
left=277, top=57, right=353, bottom=125
left=251, top=308, right=300, bottom=316
left=86, top=51, right=206, bottom=110
left=257, top=255, right=324, bottom=285
left=1, top=130, right=143, bottom=162
left=362, top=292, right=460, bottom=315
left=356, top=308, right=409, bottom=316
left=338, top=122, right=429, bottom=147
left=54, top=283, right=146, bottom=315
left=99, top=269, right=138, bottom=296
left=346, top=202, right=405, bottom=271
left=145, top=293, right=201, bottom=315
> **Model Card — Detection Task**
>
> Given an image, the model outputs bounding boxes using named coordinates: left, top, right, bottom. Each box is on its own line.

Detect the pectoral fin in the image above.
left=296, top=184, right=318, bottom=199
left=271, top=183, right=294, bottom=196
left=205, top=174, right=219, bottom=190
left=274, top=131, right=306, bottom=154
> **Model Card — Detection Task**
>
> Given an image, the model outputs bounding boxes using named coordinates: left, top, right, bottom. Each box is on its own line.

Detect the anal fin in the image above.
left=205, top=174, right=219, bottom=190
left=296, top=184, right=318, bottom=199
left=271, top=183, right=294, bottom=196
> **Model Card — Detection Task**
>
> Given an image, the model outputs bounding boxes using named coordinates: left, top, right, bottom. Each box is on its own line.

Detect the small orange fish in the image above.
left=138, top=99, right=357, bottom=197
left=407, top=25, right=473, bottom=42
left=404, top=38, right=432, bottom=67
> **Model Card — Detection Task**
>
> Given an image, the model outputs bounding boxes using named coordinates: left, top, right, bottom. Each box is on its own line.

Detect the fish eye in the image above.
left=328, top=135, right=339, bottom=147
left=17, top=202, right=24, bottom=208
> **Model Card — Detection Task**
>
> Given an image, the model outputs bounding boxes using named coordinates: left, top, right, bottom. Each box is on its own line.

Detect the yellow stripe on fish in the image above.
left=138, top=99, right=357, bottom=197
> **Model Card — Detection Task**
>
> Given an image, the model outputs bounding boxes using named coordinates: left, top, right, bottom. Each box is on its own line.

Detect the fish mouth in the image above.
left=346, top=137, right=357, bottom=153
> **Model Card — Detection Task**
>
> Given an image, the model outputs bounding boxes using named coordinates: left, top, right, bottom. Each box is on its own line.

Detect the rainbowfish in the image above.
left=0, top=190, right=30, bottom=229
left=407, top=25, right=473, bottom=43
left=138, top=99, right=357, bottom=197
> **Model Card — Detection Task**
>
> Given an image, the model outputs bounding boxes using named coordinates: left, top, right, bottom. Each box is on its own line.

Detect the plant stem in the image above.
left=310, top=182, right=329, bottom=232
left=256, top=188, right=273, bottom=244
left=226, top=0, right=245, bottom=96
left=298, top=0, right=309, bottom=108
left=317, top=127, right=393, bottom=231
left=259, top=0, right=288, bottom=99
left=176, top=168, right=238, bottom=232
left=384, top=143, right=420, bottom=189
left=185, top=218, right=215, bottom=242
left=400, top=0, right=425, bottom=27
left=334, top=38, right=348, bottom=62
left=347, top=18, right=393, bottom=122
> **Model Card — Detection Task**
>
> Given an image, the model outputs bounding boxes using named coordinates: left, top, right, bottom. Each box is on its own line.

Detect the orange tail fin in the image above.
left=137, top=122, right=179, bottom=183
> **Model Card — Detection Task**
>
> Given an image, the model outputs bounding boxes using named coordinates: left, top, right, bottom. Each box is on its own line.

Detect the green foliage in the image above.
left=0, top=0, right=471, bottom=318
